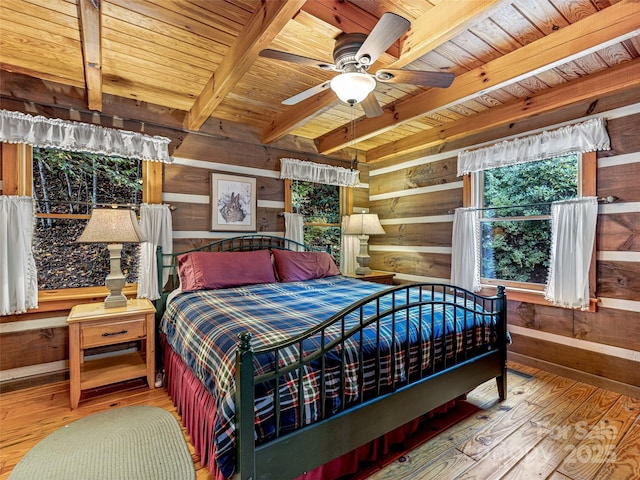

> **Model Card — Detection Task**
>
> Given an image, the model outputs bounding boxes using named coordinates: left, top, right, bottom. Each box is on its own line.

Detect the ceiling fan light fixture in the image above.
left=330, top=72, right=376, bottom=105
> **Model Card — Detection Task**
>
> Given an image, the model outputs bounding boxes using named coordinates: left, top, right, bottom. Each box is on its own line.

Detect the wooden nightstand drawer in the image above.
left=81, top=318, right=146, bottom=348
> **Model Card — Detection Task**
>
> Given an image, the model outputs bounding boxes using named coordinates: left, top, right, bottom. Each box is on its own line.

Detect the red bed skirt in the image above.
left=161, top=335, right=457, bottom=480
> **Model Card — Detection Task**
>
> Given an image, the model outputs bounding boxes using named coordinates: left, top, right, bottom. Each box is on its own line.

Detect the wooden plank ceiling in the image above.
left=1, top=0, right=639, bottom=162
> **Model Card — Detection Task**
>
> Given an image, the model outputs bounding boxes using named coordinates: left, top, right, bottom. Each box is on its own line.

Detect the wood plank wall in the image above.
left=165, top=132, right=369, bottom=253
left=367, top=105, right=640, bottom=398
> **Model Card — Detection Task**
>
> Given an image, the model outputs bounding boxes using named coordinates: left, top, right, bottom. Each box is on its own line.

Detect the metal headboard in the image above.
left=155, top=234, right=324, bottom=312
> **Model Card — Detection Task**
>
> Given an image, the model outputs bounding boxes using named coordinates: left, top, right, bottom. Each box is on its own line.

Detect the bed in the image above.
left=155, top=235, right=508, bottom=480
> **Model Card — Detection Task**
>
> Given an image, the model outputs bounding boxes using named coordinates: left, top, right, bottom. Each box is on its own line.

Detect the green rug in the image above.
left=10, top=406, right=195, bottom=480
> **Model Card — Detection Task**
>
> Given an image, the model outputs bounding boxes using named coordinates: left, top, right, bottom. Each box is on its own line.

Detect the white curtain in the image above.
left=283, top=212, right=304, bottom=251
left=450, top=207, right=481, bottom=292
left=280, top=158, right=359, bottom=187
left=340, top=215, right=359, bottom=275
left=0, top=109, right=172, bottom=162
left=0, top=196, right=38, bottom=315
left=137, top=204, right=173, bottom=300
left=544, top=197, right=598, bottom=310
left=457, top=117, right=610, bottom=176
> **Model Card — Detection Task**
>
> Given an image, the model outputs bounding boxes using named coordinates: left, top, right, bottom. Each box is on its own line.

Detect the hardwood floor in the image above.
left=0, top=362, right=638, bottom=480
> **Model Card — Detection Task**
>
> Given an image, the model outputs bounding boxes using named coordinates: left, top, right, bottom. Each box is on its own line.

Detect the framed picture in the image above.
left=210, top=173, right=257, bottom=231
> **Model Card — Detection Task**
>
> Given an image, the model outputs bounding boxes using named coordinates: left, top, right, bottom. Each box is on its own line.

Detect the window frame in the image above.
left=464, top=151, right=597, bottom=310
left=1, top=142, right=162, bottom=313
left=284, top=178, right=352, bottom=263
left=284, top=178, right=350, bottom=228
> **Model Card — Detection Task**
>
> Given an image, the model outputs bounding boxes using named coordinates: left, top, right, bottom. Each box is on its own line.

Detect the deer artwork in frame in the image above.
left=210, top=173, right=257, bottom=232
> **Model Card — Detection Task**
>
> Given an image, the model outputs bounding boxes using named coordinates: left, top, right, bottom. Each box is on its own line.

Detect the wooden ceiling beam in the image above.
left=77, top=0, right=102, bottom=111
left=261, top=0, right=501, bottom=145
left=366, top=58, right=640, bottom=162
left=186, top=0, right=306, bottom=131
left=262, top=89, right=338, bottom=145
left=391, top=0, right=505, bottom=69
left=316, top=0, right=640, bottom=155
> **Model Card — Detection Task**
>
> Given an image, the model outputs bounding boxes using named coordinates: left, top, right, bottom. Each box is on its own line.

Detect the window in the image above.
left=475, top=154, right=579, bottom=287
left=32, top=148, right=143, bottom=290
left=289, top=180, right=342, bottom=262
left=1, top=114, right=166, bottom=311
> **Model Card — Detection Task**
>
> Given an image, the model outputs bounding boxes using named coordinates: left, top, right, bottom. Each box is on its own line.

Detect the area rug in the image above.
left=9, top=406, right=195, bottom=480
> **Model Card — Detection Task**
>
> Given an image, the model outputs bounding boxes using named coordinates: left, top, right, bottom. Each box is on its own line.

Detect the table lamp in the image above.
left=343, top=213, right=386, bottom=275
left=77, top=207, right=147, bottom=308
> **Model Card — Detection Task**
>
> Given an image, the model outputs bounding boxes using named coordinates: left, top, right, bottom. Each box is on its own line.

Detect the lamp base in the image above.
left=104, top=293, right=128, bottom=308
left=354, top=265, right=372, bottom=275
left=355, top=235, right=372, bottom=276
left=104, top=243, right=128, bottom=309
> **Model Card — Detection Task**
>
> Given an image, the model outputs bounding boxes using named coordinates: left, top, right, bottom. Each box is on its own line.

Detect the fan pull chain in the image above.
left=350, top=105, right=357, bottom=170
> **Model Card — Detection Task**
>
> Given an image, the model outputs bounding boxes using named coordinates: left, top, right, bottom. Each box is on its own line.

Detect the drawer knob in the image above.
left=101, top=329, right=128, bottom=337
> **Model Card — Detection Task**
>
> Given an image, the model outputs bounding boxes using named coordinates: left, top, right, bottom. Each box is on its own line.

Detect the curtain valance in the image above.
left=0, top=110, right=172, bottom=163
left=457, top=117, right=610, bottom=176
left=280, top=158, right=359, bottom=187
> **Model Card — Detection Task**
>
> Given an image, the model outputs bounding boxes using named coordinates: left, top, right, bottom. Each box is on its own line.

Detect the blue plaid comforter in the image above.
left=160, top=276, right=494, bottom=478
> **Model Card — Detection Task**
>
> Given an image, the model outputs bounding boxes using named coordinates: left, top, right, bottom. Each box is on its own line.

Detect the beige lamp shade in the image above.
left=343, top=213, right=385, bottom=275
left=77, top=208, right=146, bottom=308
left=343, top=213, right=386, bottom=236
left=77, top=208, right=147, bottom=243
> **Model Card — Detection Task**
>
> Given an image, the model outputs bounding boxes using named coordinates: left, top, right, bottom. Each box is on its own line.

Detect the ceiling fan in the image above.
left=259, top=12, right=455, bottom=118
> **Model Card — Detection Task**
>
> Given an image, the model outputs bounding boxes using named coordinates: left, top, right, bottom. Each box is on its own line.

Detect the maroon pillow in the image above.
left=272, top=249, right=340, bottom=282
left=178, top=250, right=276, bottom=291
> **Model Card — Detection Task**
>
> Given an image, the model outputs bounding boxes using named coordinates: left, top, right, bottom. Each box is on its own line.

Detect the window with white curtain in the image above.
left=3, top=143, right=161, bottom=300
left=281, top=158, right=356, bottom=265
left=288, top=180, right=343, bottom=263
left=1, top=110, right=170, bottom=311
left=473, top=153, right=580, bottom=288
left=457, top=117, right=607, bottom=307
left=32, top=147, right=143, bottom=289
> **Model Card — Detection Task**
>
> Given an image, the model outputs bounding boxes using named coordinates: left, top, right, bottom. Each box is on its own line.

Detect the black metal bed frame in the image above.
left=156, top=235, right=508, bottom=480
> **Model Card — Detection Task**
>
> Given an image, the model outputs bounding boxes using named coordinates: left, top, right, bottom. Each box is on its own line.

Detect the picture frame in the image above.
left=210, top=173, right=257, bottom=232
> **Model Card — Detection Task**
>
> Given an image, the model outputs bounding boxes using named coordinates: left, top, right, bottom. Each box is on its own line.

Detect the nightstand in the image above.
left=344, top=270, right=396, bottom=285
left=67, top=298, right=156, bottom=409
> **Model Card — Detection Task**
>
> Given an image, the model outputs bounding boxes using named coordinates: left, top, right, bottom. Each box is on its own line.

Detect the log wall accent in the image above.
left=508, top=332, right=638, bottom=387
left=0, top=328, right=68, bottom=371
left=597, top=212, right=640, bottom=251
left=369, top=222, right=453, bottom=248
left=370, top=188, right=462, bottom=219
left=368, top=156, right=457, bottom=196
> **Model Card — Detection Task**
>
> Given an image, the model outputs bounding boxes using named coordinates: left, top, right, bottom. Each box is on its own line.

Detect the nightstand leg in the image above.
left=146, top=312, right=156, bottom=389
left=68, top=323, right=81, bottom=409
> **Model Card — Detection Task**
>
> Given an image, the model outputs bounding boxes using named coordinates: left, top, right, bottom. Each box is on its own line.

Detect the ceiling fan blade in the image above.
left=355, top=12, right=410, bottom=66
left=281, top=81, right=332, bottom=105
left=360, top=92, right=384, bottom=118
left=375, top=69, right=455, bottom=88
left=259, top=49, right=335, bottom=70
